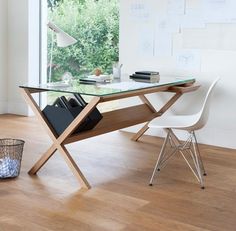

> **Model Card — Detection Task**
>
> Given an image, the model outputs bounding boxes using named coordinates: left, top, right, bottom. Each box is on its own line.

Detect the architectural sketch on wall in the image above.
left=129, top=0, right=151, bottom=22
left=154, top=15, right=179, bottom=57
left=202, top=0, right=229, bottom=23
left=124, top=0, right=236, bottom=68
left=182, top=25, right=236, bottom=50
left=137, top=26, right=155, bottom=57
left=180, top=10, right=205, bottom=29
left=154, top=31, right=172, bottom=57
left=175, top=49, right=201, bottom=71
left=228, top=1, right=236, bottom=23
left=167, top=0, right=186, bottom=15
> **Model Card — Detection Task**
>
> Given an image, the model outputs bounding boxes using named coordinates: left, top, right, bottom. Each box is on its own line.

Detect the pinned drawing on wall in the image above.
left=137, top=26, right=155, bottom=57
left=129, top=0, right=152, bottom=22
left=174, top=49, right=201, bottom=71
left=180, top=9, right=205, bottom=29
left=167, top=0, right=186, bottom=15
left=154, top=31, right=172, bottom=57
left=202, top=0, right=229, bottom=23
left=154, top=15, right=177, bottom=57
left=156, top=15, right=180, bottom=34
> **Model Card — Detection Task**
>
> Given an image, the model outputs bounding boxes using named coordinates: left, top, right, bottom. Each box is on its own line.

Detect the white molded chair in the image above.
left=148, top=78, right=220, bottom=189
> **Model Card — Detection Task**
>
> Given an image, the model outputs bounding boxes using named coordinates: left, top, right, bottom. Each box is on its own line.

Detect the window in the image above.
left=46, top=0, right=119, bottom=83
left=40, top=0, right=119, bottom=109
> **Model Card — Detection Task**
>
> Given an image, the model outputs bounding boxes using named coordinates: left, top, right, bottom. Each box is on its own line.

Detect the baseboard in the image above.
left=7, top=100, right=29, bottom=116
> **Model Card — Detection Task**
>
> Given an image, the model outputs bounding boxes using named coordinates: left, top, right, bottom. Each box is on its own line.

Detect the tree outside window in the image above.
left=47, top=0, right=119, bottom=83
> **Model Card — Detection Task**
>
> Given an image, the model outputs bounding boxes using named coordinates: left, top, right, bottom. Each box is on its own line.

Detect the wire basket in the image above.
left=0, top=138, right=25, bottom=179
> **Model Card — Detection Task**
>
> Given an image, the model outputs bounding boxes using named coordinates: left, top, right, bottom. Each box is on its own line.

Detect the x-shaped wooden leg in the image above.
left=132, top=92, right=182, bottom=141
left=20, top=88, right=101, bottom=189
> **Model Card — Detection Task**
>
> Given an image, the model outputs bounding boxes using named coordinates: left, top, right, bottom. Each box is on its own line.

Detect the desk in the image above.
left=20, top=76, right=199, bottom=189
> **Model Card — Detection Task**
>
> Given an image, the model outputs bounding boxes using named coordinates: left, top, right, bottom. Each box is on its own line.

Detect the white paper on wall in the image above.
left=129, top=0, right=152, bottom=22
left=154, top=15, right=178, bottom=57
left=167, top=0, right=186, bottom=15
left=137, top=26, right=155, bottom=57
left=202, top=0, right=230, bottom=23
left=154, top=31, right=172, bottom=57
left=180, top=10, right=205, bottom=29
left=227, top=0, right=236, bottom=23
left=157, top=15, right=180, bottom=33
left=183, top=25, right=236, bottom=50
left=175, top=49, right=201, bottom=71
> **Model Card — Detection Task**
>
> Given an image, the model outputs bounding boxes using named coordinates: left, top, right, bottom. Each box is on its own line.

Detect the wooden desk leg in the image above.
left=28, top=144, right=57, bottom=175
left=29, top=143, right=91, bottom=189
left=52, top=97, right=100, bottom=189
left=57, top=144, right=91, bottom=189
left=21, top=88, right=100, bottom=189
left=131, top=95, right=157, bottom=141
left=132, top=92, right=182, bottom=141
left=131, top=123, right=149, bottom=141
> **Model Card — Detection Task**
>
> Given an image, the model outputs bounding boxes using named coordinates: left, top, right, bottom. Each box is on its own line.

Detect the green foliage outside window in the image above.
left=48, top=0, right=119, bottom=82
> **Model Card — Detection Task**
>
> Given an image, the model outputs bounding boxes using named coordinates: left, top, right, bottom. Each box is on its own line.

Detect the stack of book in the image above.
left=130, top=71, right=160, bottom=82
left=79, top=74, right=112, bottom=84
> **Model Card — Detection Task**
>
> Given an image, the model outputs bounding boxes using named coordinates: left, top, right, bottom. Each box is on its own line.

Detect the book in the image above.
left=130, top=74, right=152, bottom=79
left=79, top=79, right=97, bottom=84
left=135, top=71, right=159, bottom=76
left=130, top=74, right=160, bottom=80
left=131, top=78, right=159, bottom=83
left=86, top=74, right=111, bottom=82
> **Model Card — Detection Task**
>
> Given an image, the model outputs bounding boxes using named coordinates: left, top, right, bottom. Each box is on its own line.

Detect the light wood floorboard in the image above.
left=0, top=114, right=236, bottom=231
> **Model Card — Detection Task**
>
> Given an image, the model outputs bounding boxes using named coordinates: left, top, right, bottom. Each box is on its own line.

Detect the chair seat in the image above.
left=148, top=113, right=200, bottom=130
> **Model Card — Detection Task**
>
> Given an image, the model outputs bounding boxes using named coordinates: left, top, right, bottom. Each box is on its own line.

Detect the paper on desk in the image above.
left=98, top=81, right=156, bottom=91
left=86, top=75, right=111, bottom=82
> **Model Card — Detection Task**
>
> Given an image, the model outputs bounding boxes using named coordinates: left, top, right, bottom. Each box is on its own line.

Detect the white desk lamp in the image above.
left=47, top=21, right=77, bottom=83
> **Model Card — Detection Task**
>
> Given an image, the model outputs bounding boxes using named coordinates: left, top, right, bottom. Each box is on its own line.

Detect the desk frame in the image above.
left=20, top=81, right=199, bottom=189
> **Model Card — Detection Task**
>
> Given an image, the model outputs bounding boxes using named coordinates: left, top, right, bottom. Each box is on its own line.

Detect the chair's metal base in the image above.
left=149, top=129, right=206, bottom=189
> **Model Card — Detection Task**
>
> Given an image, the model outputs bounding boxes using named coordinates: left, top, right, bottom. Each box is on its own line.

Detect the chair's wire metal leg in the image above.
left=188, top=148, right=200, bottom=176
left=155, top=129, right=180, bottom=171
left=149, top=129, right=205, bottom=189
left=174, top=132, right=200, bottom=181
left=184, top=134, right=199, bottom=174
left=149, top=130, right=171, bottom=186
left=169, top=135, right=176, bottom=148
left=179, top=150, right=200, bottom=182
left=192, top=136, right=205, bottom=189
left=158, top=147, right=178, bottom=170
left=180, top=131, right=205, bottom=189
left=193, top=131, right=207, bottom=176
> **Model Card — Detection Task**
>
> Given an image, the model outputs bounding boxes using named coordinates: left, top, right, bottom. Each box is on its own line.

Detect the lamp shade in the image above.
left=47, top=21, right=77, bottom=47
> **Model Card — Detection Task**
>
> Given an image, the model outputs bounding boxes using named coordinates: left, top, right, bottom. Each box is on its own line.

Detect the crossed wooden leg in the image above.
left=132, top=92, right=182, bottom=141
left=21, top=88, right=101, bottom=189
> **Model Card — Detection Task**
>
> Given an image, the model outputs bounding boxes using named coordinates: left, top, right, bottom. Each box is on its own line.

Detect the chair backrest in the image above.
left=193, top=78, right=220, bottom=130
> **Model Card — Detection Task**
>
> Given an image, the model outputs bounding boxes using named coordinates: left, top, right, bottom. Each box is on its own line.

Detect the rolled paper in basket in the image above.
left=0, top=157, right=20, bottom=178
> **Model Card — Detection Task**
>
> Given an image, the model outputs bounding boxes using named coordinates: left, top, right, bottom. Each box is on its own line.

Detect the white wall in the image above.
left=120, top=0, right=236, bottom=149
left=7, top=0, right=29, bottom=115
left=0, top=0, right=8, bottom=113
left=0, top=0, right=40, bottom=115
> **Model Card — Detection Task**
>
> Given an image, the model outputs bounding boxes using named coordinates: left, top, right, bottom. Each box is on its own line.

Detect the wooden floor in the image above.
left=1, top=114, right=236, bottom=231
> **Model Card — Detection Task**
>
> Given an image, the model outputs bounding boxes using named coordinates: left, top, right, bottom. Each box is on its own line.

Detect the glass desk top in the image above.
left=20, top=76, right=195, bottom=97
